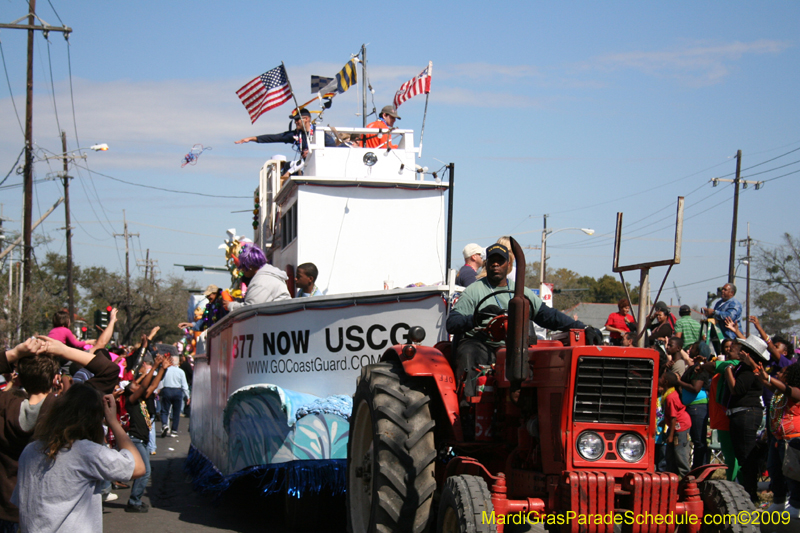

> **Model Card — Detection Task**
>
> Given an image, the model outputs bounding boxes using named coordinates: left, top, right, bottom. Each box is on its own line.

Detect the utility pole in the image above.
left=60, top=131, right=75, bottom=322
left=113, top=210, right=138, bottom=302
left=728, top=150, right=742, bottom=284
left=22, top=1, right=35, bottom=327
left=710, top=150, right=763, bottom=285
left=739, top=224, right=753, bottom=336
left=541, top=214, right=549, bottom=283
left=1, top=2, right=72, bottom=330
left=137, top=249, right=158, bottom=285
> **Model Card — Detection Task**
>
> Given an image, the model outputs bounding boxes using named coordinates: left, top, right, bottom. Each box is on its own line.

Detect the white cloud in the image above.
left=587, top=40, right=792, bottom=86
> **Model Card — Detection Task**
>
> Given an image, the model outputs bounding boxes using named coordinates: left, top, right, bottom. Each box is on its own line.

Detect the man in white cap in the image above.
left=364, top=105, right=400, bottom=149
left=456, top=243, right=484, bottom=288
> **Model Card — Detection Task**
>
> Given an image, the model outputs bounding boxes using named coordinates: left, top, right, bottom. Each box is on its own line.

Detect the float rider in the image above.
left=363, top=105, right=400, bottom=149
left=446, top=242, right=601, bottom=399
left=235, top=108, right=336, bottom=177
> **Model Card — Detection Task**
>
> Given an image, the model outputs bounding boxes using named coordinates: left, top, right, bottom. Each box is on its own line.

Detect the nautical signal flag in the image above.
left=311, top=75, right=334, bottom=95
left=393, top=61, right=432, bottom=108
left=317, top=59, right=358, bottom=97
left=237, top=65, right=293, bottom=124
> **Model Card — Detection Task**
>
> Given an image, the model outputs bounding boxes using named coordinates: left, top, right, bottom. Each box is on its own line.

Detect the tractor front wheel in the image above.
left=437, top=475, right=496, bottom=533
left=699, top=480, right=759, bottom=533
left=346, top=361, right=437, bottom=533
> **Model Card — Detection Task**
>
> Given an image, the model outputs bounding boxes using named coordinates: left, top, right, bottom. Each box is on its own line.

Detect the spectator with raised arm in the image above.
left=756, top=362, right=800, bottom=519
left=123, top=354, right=168, bottom=513
left=0, top=337, right=123, bottom=529
left=737, top=315, right=795, bottom=514
left=720, top=334, right=770, bottom=503
left=702, top=284, right=742, bottom=344
left=88, top=308, right=118, bottom=354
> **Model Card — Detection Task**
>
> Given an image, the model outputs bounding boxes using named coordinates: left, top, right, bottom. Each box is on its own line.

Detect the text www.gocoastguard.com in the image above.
left=245, top=355, right=381, bottom=375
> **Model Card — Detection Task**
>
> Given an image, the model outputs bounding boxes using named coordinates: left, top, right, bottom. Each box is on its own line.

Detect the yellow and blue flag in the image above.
left=318, top=59, right=358, bottom=97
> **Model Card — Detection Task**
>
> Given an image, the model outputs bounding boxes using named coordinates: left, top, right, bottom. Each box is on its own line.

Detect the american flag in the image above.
left=237, top=65, right=293, bottom=124
left=393, top=61, right=432, bottom=108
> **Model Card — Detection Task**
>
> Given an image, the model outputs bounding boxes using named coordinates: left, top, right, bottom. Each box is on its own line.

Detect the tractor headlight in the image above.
left=576, top=431, right=603, bottom=461
left=617, top=433, right=645, bottom=463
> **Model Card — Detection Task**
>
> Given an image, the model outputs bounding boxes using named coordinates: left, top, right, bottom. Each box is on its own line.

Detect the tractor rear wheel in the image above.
left=699, top=480, right=759, bottom=533
left=437, top=475, right=497, bottom=533
left=347, top=361, right=437, bottom=533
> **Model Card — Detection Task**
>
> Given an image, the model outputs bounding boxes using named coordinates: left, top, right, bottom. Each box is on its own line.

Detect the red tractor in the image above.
left=346, top=239, right=758, bottom=533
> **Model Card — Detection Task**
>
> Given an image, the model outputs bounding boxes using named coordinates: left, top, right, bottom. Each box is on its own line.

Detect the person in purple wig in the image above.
left=225, top=244, right=291, bottom=311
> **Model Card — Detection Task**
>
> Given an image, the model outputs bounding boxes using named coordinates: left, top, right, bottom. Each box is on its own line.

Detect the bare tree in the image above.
left=754, top=232, right=800, bottom=310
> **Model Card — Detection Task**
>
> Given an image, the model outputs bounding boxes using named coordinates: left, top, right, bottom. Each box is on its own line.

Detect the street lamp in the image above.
left=43, top=137, right=109, bottom=322
left=540, top=227, right=594, bottom=286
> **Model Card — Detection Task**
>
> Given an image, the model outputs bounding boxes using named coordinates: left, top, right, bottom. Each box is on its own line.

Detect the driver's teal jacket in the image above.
left=447, top=278, right=585, bottom=348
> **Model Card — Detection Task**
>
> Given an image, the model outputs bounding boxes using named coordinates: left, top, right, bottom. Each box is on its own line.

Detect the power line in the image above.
left=549, top=145, right=800, bottom=251
left=58, top=39, right=118, bottom=239
left=0, top=40, right=25, bottom=137
left=44, top=34, right=61, bottom=135
left=760, top=168, right=800, bottom=184
left=712, top=146, right=800, bottom=179
left=1, top=147, right=25, bottom=187
left=73, top=162, right=252, bottom=199
left=45, top=0, right=65, bottom=26
left=740, top=158, right=800, bottom=179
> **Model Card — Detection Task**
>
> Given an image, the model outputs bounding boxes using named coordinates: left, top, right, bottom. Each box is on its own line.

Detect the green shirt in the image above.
left=452, top=278, right=542, bottom=348
left=674, top=316, right=702, bottom=346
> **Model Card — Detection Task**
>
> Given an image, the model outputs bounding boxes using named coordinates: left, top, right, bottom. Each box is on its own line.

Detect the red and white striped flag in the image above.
left=393, top=61, right=432, bottom=108
left=236, top=65, right=293, bottom=124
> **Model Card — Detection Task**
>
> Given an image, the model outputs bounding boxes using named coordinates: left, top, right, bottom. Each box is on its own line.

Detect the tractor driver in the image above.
left=446, top=242, right=599, bottom=399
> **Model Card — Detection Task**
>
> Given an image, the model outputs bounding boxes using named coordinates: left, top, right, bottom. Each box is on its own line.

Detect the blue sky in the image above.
left=1, top=1, right=798, bottom=311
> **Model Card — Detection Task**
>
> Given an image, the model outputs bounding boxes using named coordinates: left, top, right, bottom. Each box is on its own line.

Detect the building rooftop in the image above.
left=562, top=302, right=704, bottom=330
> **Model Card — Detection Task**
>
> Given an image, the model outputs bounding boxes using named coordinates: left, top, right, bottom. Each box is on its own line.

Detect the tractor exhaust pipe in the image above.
left=505, top=237, right=530, bottom=382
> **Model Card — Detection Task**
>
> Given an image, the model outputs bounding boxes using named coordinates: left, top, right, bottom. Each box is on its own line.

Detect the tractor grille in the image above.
left=573, top=356, right=653, bottom=425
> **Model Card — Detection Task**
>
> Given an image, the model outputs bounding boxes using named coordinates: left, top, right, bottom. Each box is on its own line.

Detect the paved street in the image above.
left=101, top=427, right=791, bottom=533
left=102, top=428, right=300, bottom=532
left=99, top=425, right=535, bottom=533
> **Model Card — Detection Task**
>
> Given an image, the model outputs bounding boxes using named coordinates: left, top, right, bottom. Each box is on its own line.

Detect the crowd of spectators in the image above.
left=600, top=287, right=798, bottom=518
left=0, top=307, right=194, bottom=532
left=651, top=308, right=799, bottom=518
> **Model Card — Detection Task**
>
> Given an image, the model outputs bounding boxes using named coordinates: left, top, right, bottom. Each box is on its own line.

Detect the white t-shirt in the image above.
left=12, top=440, right=135, bottom=533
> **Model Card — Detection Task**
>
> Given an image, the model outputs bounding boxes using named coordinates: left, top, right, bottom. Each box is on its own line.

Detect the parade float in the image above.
left=186, top=112, right=457, bottom=522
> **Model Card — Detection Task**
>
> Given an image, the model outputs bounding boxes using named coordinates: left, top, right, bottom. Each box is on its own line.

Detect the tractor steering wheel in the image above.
left=471, top=290, right=537, bottom=332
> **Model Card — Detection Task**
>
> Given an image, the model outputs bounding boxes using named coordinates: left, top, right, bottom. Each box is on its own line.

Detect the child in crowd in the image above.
left=659, top=371, right=692, bottom=477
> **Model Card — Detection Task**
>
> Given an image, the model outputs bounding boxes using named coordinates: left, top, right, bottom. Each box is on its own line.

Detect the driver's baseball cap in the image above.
left=485, top=243, right=509, bottom=262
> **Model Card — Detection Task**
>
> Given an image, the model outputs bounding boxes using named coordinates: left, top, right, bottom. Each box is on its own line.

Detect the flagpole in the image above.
left=361, top=44, right=367, bottom=127
left=417, top=61, right=433, bottom=158
left=281, top=61, right=311, bottom=154
left=418, top=93, right=430, bottom=158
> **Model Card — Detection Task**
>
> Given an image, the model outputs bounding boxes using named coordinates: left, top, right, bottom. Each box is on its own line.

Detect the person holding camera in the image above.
left=702, top=284, right=742, bottom=350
